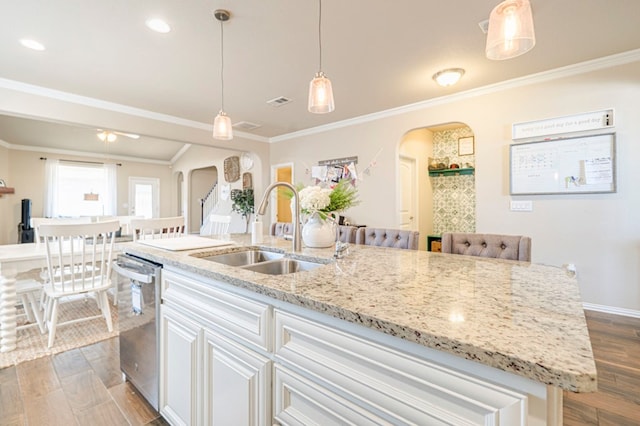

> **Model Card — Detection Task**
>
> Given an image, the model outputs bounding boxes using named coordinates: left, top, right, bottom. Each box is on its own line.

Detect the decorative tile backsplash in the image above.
left=432, top=127, right=476, bottom=234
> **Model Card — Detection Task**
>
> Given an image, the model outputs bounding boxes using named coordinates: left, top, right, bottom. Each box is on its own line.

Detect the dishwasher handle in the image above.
left=112, top=260, right=154, bottom=284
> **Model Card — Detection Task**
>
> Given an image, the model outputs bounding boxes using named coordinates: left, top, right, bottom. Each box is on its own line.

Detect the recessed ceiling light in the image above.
left=20, top=39, right=45, bottom=51
left=146, top=18, right=171, bottom=33
left=432, top=68, right=465, bottom=87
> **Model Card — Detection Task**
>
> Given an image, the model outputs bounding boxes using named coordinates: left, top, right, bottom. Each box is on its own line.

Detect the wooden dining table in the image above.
left=0, top=242, right=52, bottom=352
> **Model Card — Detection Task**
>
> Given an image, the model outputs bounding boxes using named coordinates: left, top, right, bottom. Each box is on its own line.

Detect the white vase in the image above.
left=302, top=213, right=336, bottom=248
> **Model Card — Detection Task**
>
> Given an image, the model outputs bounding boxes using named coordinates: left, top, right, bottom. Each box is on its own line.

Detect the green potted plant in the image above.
left=231, top=188, right=255, bottom=233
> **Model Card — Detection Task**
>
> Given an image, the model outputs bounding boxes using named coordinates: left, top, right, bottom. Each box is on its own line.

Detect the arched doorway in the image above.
left=399, top=123, right=475, bottom=250
left=189, top=166, right=217, bottom=234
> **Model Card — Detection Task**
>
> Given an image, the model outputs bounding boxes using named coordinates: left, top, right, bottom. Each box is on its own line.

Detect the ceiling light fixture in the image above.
left=20, top=39, right=45, bottom=51
left=146, top=18, right=171, bottom=34
left=485, top=0, right=536, bottom=60
left=432, top=68, right=465, bottom=87
left=97, top=130, right=117, bottom=143
left=308, top=0, right=334, bottom=114
left=213, top=9, right=233, bottom=140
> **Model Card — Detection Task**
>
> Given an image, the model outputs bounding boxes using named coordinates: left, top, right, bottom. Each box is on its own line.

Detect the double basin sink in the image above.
left=198, top=249, right=324, bottom=275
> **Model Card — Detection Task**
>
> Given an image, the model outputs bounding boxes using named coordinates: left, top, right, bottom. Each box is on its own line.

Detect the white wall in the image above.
left=172, top=144, right=267, bottom=234
left=270, top=60, right=640, bottom=312
left=0, top=149, right=174, bottom=243
left=399, top=128, right=434, bottom=250
left=0, top=143, right=10, bottom=243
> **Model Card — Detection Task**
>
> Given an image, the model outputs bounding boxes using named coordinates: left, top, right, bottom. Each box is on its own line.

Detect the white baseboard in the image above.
left=583, top=302, right=640, bottom=319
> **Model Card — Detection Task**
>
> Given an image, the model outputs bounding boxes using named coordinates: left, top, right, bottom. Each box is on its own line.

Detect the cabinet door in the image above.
left=203, top=330, right=271, bottom=426
left=160, top=305, right=203, bottom=426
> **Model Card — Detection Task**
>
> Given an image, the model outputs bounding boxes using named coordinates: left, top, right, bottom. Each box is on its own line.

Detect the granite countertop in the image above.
left=121, top=235, right=597, bottom=393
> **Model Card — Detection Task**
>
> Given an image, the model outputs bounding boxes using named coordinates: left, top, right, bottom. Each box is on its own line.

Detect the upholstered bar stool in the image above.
left=355, top=227, right=420, bottom=250
left=440, top=232, right=531, bottom=261
left=270, top=222, right=294, bottom=237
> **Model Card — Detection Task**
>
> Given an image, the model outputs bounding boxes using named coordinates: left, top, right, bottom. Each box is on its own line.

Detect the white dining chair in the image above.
left=39, top=220, right=120, bottom=348
left=130, top=216, right=185, bottom=241
left=201, top=214, right=231, bottom=237
left=16, top=278, right=46, bottom=334
left=31, top=217, right=92, bottom=243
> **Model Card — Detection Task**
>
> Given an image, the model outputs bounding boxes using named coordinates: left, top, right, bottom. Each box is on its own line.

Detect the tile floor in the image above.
left=0, top=337, right=167, bottom=426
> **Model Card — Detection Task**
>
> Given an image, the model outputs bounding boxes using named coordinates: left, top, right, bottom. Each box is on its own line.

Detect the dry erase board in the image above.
left=510, top=133, right=616, bottom=195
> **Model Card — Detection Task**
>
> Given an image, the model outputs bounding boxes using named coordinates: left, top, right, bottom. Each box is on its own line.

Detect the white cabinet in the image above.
left=160, top=269, right=272, bottom=426
left=274, top=309, right=532, bottom=425
left=274, top=364, right=391, bottom=425
left=159, top=267, right=553, bottom=426
left=203, top=330, right=271, bottom=426
left=160, top=304, right=202, bottom=426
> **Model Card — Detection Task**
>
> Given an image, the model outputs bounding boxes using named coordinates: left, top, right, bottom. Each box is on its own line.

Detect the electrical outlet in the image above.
left=510, top=200, right=533, bottom=211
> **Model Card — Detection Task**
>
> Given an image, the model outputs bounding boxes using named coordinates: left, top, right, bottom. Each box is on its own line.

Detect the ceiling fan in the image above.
left=96, top=129, right=140, bottom=142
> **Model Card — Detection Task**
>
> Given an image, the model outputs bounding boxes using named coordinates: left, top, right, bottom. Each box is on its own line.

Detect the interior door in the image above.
left=399, top=156, right=416, bottom=230
left=129, top=177, right=160, bottom=218
left=271, top=163, right=293, bottom=223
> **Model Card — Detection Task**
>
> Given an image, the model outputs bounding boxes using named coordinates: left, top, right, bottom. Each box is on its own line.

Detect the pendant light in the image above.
left=308, top=0, right=334, bottom=114
left=485, top=0, right=535, bottom=60
left=213, top=9, right=233, bottom=140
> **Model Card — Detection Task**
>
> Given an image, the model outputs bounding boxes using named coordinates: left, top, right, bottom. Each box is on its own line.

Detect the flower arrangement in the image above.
left=296, top=179, right=359, bottom=220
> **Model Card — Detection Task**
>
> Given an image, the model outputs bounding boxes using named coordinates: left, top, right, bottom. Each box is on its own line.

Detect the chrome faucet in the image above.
left=257, top=182, right=302, bottom=252
left=332, top=217, right=349, bottom=258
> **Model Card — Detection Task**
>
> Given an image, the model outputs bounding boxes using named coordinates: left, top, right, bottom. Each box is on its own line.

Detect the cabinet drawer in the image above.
left=162, top=270, right=271, bottom=352
left=274, top=364, right=391, bottom=426
left=275, top=309, right=528, bottom=426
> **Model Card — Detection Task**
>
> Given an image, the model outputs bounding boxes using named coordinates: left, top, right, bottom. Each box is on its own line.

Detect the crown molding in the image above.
left=0, top=138, right=10, bottom=149
left=0, top=78, right=269, bottom=143
left=270, top=48, right=640, bottom=143
left=170, top=143, right=193, bottom=164
left=8, top=142, right=172, bottom=165
left=2, top=49, right=639, bottom=145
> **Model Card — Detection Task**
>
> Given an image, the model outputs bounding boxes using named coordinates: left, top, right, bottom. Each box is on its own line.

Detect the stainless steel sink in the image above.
left=242, top=258, right=323, bottom=275
left=200, top=249, right=284, bottom=267
left=197, top=249, right=324, bottom=275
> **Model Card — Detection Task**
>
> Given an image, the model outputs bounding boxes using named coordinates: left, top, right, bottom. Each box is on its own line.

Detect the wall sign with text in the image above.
left=512, top=109, right=614, bottom=140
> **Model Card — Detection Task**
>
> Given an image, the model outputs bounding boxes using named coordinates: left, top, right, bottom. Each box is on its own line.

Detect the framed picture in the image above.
left=458, top=136, right=474, bottom=156
left=0, top=179, right=5, bottom=187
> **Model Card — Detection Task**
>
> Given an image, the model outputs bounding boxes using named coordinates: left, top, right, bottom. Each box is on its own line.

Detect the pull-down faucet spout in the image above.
left=257, top=182, right=302, bottom=252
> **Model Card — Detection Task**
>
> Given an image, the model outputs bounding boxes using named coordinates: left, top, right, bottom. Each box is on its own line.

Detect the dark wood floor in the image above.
left=1, top=309, right=639, bottom=425
left=0, top=337, right=167, bottom=426
left=564, top=310, right=640, bottom=425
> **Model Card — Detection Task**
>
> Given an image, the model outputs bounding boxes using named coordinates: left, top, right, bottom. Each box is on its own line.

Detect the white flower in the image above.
left=299, top=185, right=331, bottom=213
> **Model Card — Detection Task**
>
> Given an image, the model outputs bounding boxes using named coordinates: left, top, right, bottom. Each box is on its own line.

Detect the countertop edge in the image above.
left=121, top=240, right=598, bottom=393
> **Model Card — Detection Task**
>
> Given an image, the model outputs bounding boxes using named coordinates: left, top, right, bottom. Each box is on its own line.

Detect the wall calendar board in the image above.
left=510, top=133, right=616, bottom=195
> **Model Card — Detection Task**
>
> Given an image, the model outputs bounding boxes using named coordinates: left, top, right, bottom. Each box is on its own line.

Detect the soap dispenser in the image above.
left=251, top=217, right=263, bottom=244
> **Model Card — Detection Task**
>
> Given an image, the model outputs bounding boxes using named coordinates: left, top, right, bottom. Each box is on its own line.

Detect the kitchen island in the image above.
left=122, top=235, right=596, bottom=425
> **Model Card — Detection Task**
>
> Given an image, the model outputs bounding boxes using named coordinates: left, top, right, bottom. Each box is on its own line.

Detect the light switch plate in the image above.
left=510, top=200, right=533, bottom=211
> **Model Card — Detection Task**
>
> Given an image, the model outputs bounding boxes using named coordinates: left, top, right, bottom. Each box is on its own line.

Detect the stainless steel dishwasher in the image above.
left=112, top=253, right=162, bottom=411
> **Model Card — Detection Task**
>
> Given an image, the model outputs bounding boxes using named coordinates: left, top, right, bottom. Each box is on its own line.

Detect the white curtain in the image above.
left=103, top=163, right=118, bottom=216
left=43, top=159, right=59, bottom=217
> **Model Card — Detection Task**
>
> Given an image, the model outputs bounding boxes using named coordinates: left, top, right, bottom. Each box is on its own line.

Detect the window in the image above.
left=44, top=159, right=117, bottom=217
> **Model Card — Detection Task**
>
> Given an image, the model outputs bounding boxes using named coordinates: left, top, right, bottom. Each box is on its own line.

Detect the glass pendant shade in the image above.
left=308, top=71, right=335, bottom=114
left=213, top=110, right=233, bottom=140
left=486, top=0, right=535, bottom=60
